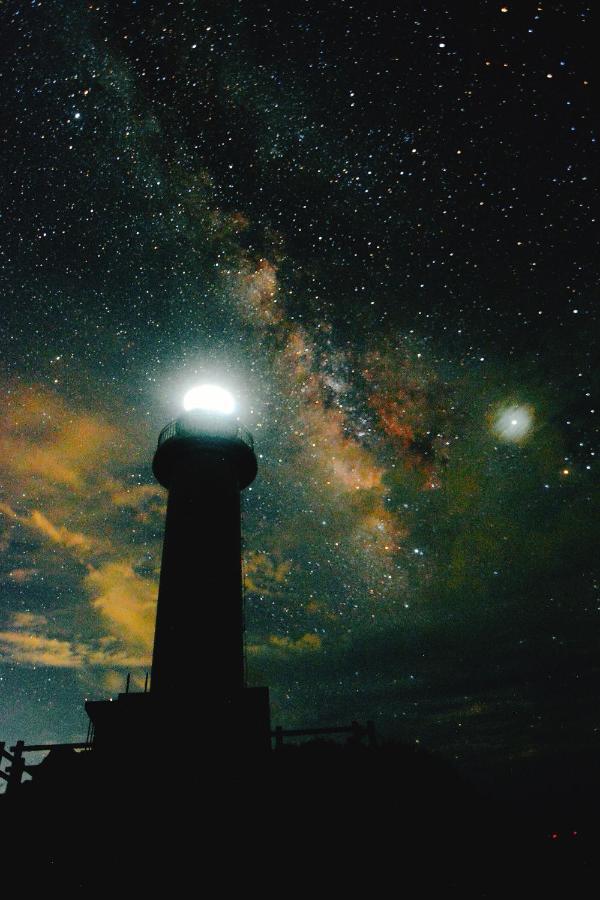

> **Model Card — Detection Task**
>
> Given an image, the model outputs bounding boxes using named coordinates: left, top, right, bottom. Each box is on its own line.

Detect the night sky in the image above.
left=0, top=0, right=597, bottom=777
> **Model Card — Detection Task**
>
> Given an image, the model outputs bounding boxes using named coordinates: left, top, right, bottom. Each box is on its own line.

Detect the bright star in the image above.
left=492, top=404, right=534, bottom=443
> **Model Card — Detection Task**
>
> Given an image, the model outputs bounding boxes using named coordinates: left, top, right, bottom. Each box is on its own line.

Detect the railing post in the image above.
left=7, top=740, right=25, bottom=794
left=275, top=726, right=283, bottom=749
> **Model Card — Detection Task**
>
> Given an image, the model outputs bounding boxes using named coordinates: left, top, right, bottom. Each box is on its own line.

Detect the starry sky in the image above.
left=0, top=0, right=597, bottom=777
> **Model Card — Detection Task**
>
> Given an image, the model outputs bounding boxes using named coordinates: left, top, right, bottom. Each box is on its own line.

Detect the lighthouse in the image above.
left=150, top=386, right=257, bottom=699
left=86, top=385, right=270, bottom=753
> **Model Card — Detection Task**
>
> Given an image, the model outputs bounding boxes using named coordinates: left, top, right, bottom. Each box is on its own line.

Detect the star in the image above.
left=492, top=405, right=534, bottom=443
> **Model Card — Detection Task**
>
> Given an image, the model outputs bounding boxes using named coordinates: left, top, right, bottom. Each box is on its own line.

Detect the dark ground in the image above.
left=1, top=740, right=596, bottom=895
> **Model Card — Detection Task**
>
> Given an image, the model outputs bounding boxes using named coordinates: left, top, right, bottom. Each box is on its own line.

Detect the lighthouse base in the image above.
left=85, top=686, right=271, bottom=758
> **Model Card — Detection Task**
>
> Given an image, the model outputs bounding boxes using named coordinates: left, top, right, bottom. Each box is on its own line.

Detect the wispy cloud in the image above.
left=84, top=562, right=157, bottom=651
left=0, top=383, right=161, bottom=680
left=0, top=612, right=151, bottom=670
left=248, top=632, right=322, bottom=655
left=0, top=503, right=98, bottom=555
left=0, top=630, right=86, bottom=668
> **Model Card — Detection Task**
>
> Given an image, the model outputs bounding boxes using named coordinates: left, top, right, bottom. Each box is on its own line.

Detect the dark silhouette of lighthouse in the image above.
left=86, top=391, right=270, bottom=754
left=150, top=409, right=256, bottom=700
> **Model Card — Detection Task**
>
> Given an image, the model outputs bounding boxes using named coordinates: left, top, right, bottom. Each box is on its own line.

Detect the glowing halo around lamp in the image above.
left=492, top=404, right=534, bottom=443
left=183, top=384, right=235, bottom=415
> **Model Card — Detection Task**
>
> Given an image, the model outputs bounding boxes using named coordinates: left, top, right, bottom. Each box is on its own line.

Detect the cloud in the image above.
left=109, top=483, right=163, bottom=509
left=0, top=611, right=150, bottom=670
left=248, top=632, right=322, bottom=655
left=84, top=561, right=157, bottom=651
left=29, top=509, right=95, bottom=553
left=10, top=612, right=48, bottom=629
left=102, top=669, right=129, bottom=694
left=244, top=552, right=292, bottom=595
left=108, top=482, right=165, bottom=523
left=0, top=381, right=163, bottom=678
left=0, top=387, right=122, bottom=493
left=83, top=644, right=151, bottom=669
left=6, top=568, right=38, bottom=584
left=0, top=629, right=151, bottom=670
left=0, top=502, right=98, bottom=556
left=0, top=630, right=86, bottom=668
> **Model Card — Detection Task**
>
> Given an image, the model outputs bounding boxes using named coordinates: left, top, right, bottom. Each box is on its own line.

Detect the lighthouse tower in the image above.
left=86, top=385, right=270, bottom=754
left=151, top=403, right=256, bottom=699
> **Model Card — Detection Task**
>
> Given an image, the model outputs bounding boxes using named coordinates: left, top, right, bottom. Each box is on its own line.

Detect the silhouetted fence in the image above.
left=0, top=740, right=90, bottom=794
left=1, top=720, right=376, bottom=793
left=271, top=720, right=376, bottom=749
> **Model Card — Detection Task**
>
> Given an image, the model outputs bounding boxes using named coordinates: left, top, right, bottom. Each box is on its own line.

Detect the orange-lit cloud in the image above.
left=269, top=632, right=322, bottom=651
left=10, top=612, right=48, bottom=629
left=84, top=562, right=157, bottom=652
left=6, top=568, right=38, bottom=584
left=0, top=388, right=122, bottom=492
left=0, top=610, right=151, bottom=671
left=244, top=551, right=292, bottom=595
left=108, top=481, right=166, bottom=523
left=248, top=632, right=322, bottom=655
left=0, top=630, right=86, bottom=668
left=0, top=382, right=161, bottom=678
left=0, top=629, right=151, bottom=670
left=28, top=509, right=95, bottom=553
left=0, top=502, right=98, bottom=556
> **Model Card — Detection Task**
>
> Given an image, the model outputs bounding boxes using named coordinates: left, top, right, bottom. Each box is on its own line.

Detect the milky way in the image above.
left=0, top=1, right=597, bottom=775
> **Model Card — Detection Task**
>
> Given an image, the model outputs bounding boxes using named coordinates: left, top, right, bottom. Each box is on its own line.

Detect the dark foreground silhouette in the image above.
left=1, top=739, right=594, bottom=896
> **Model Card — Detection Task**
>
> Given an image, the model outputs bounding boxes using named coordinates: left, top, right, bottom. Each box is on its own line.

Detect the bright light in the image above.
left=492, top=404, right=534, bottom=443
left=183, top=384, right=235, bottom=415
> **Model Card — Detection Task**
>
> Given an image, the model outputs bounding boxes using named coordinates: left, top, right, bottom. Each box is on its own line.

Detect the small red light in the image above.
left=572, top=831, right=578, bottom=837
left=551, top=833, right=559, bottom=840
